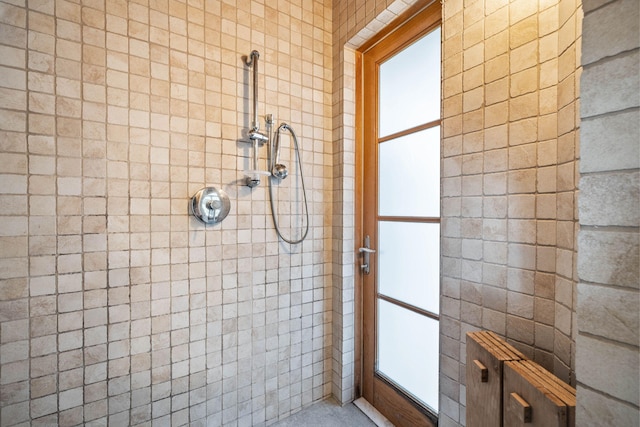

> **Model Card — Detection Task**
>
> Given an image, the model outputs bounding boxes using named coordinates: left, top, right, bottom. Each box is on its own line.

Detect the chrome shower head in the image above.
left=270, top=123, right=290, bottom=180
left=272, top=163, right=288, bottom=179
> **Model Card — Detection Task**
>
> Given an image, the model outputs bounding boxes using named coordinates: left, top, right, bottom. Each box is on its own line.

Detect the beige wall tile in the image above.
left=440, top=2, right=582, bottom=422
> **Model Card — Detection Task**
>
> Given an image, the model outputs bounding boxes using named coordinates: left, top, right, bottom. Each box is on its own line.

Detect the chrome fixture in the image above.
left=359, top=235, right=376, bottom=275
left=271, top=123, right=290, bottom=180
left=268, top=123, right=309, bottom=244
left=242, top=50, right=309, bottom=244
left=190, top=187, right=231, bottom=224
left=245, top=50, right=261, bottom=135
left=244, top=50, right=269, bottom=187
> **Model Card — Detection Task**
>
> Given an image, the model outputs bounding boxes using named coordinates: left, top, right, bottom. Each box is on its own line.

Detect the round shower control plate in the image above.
left=190, top=187, right=231, bottom=224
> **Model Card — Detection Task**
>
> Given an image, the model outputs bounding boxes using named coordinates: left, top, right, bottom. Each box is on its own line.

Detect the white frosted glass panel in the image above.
left=379, top=126, right=440, bottom=217
left=378, top=300, right=439, bottom=411
left=379, top=27, right=441, bottom=137
left=378, top=221, right=440, bottom=314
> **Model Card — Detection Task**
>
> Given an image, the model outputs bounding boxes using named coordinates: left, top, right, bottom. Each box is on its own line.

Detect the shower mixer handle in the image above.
left=190, top=187, right=230, bottom=225
left=206, top=199, right=222, bottom=220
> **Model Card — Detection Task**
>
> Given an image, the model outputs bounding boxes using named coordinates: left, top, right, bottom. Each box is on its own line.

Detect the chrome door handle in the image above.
left=359, top=235, right=376, bottom=275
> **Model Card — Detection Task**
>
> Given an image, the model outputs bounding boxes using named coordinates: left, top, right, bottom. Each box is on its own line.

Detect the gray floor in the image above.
left=272, top=399, right=377, bottom=427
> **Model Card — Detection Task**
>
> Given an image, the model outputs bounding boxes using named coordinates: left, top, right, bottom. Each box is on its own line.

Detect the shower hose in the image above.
left=268, top=124, right=309, bottom=244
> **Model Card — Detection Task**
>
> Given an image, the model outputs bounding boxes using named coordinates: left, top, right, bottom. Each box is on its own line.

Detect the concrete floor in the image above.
left=272, top=399, right=377, bottom=427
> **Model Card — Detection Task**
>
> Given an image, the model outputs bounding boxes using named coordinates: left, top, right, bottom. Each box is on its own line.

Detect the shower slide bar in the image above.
left=242, top=50, right=309, bottom=244
left=244, top=50, right=270, bottom=187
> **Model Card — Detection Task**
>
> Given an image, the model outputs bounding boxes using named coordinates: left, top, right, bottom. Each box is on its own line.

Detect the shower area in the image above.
left=1, top=0, right=639, bottom=426
left=0, top=1, right=333, bottom=425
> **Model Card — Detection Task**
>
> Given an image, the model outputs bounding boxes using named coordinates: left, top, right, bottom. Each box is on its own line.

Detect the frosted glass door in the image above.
left=379, top=127, right=441, bottom=217
left=378, top=221, right=440, bottom=314
left=379, top=27, right=441, bottom=138
left=378, top=300, right=440, bottom=410
left=374, top=25, right=441, bottom=414
left=360, top=4, right=442, bottom=425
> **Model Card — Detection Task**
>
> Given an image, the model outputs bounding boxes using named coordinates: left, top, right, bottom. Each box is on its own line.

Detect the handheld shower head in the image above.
left=271, top=123, right=291, bottom=179
left=272, top=163, right=288, bottom=179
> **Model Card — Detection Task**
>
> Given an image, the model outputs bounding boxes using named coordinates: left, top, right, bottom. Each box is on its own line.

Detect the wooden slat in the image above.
left=377, top=216, right=440, bottom=223
left=509, top=392, right=532, bottom=423
left=518, top=361, right=576, bottom=427
left=467, top=333, right=498, bottom=427
left=377, top=293, right=439, bottom=321
left=473, top=359, right=489, bottom=382
left=378, top=119, right=441, bottom=143
left=507, top=361, right=567, bottom=408
left=466, top=331, right=529, bottom=427
left=466, top=332, right=511, bottom=427
left=525, top=362, right=576, bottom=401
left=477, top=333, right=512, bottom=361
left=467, top=332, right=575, bottom=427
left=484, top=331, right=527, bottom=360
left=504, top=361, right=568, bottom=427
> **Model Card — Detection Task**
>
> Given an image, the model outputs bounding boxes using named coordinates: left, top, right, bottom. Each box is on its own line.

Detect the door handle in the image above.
left=359, top=235, right=376, bottom=275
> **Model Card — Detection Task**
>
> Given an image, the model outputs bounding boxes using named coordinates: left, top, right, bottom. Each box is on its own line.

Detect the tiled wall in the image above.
left=439, top=0, right=582, bottom=425
left=0, top=0, right=334, bottom=425
left=332, top=1, right=584, bottom=424
left=2, top=0, right=634, bottom=425
left=330, top=0, right=416, bottom=404
left=577, top=0, right=639, bottom=425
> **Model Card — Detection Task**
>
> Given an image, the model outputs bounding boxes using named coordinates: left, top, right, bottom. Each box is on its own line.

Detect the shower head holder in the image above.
left=248, top=128, right=269, bottom=144
left=244, top=170, right=270, bottom=187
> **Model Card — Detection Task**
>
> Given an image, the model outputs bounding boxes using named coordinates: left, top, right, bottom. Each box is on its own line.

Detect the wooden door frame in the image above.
left=354, top=0, right=442, bottom=425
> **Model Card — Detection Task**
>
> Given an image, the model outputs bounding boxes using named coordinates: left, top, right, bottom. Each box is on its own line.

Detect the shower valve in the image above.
left=190, top=187, right=230, bottom=225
